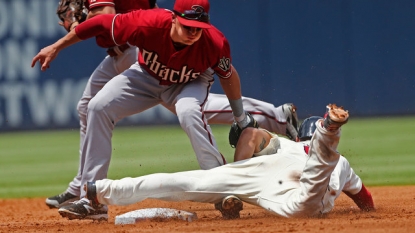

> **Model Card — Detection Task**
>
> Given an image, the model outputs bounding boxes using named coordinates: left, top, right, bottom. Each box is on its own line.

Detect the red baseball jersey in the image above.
left=85, top=0, right=151, bottom=13
left=76, top=9, right=233, bottom=85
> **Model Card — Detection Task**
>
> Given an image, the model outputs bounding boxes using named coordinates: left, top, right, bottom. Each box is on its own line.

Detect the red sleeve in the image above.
left=110, top=11, right=144, bottom=46
left=74, top=14, right=117, bottom=48
left=75, top=10, right=154, bottom=48
left=212, top=38, right=233, bottom=78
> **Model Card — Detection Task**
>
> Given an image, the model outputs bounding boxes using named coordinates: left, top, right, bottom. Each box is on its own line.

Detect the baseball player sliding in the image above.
left=32, top=0, right=260, bottom=220
left=80, top=104, right=375, bottom=221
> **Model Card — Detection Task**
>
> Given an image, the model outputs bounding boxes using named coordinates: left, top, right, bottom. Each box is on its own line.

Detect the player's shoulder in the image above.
left=278, top=137, right=306, bottom=151
left=204, top=25, right=226, bottom=37
left=279, top=138, right=309, bottom=156
left=279, top=136, right=296, bottom=144
left=201, top=26, right=228, bottom=47
left=259, top=128, right=277, bottom=137
left=144, top=9, right=172, bottom=29
left=120, top=9, right=171, bottom=29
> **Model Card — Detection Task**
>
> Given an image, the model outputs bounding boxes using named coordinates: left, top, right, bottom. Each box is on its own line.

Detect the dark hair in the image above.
left=149, top=0, right=157, bottom=8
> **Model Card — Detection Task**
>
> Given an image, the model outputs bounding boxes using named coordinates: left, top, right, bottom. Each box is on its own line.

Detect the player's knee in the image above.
left=175, top=101, right=201, bottom=123
left=87, top=96, right=107, bottom=114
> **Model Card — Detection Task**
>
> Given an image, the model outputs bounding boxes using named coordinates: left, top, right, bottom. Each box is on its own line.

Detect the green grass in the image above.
left=0, top=116, right=414, bottom=199
left=337, top=116, right=415, bottom=186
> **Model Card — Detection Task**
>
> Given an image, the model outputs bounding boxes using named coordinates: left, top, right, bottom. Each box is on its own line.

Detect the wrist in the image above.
left=234, top=112, right=246, bottom=122
left=229, top=98, right=244, bottom=119
left=236, top=112, right=251, bottom=128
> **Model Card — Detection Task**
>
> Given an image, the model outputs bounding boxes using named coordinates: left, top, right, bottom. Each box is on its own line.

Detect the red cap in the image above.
left=173, top=0, right=211, bottom=29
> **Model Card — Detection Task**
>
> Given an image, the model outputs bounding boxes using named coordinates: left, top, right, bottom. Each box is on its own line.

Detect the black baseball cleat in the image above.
left=84, top=181, right=100, bottom=207
left=214, top=195, right=243, bottom=220
left=323, top=103, right=349, bottom=131
left=58, top=198, right=108, bottom=221
left=45, top=191, right=79, bottom=209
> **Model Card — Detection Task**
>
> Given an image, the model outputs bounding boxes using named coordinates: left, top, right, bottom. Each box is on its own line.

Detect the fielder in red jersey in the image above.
left=76, top=8, right=233, bottom=84
left=32, top=0, right=255, bottom=221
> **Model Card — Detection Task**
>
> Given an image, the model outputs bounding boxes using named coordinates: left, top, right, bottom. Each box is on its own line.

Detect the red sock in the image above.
left=344, top=184, right=375, bottom=211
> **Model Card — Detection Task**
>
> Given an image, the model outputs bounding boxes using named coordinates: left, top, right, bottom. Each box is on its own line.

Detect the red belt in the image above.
left=106, top=44, right=130, bottom=57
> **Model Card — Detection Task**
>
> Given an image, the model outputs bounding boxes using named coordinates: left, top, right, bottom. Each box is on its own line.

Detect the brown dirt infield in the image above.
left=1, top=186, right=414, bottom=233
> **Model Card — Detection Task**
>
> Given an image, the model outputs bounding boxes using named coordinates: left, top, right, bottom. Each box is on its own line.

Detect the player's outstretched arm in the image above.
left=234, top=127, right=272, bottom=161
left=219, top=65, right=259, bottom=129
left=31, top=30, right=82, bottom=71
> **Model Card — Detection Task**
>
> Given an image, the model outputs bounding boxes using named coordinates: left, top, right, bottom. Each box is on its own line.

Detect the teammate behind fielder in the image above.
left=43, top=0, right=158, bottom=212
left=32, top=0, right=259, bottom=220
left=79, top=104, right=374, bottom=221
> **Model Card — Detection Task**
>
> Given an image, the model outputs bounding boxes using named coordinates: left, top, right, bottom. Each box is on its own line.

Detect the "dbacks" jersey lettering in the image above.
left=142, top=49, right=200, bottom=84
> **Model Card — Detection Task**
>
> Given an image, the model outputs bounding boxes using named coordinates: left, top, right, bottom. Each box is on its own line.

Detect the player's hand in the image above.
left=31, top=45, right=59, bottom=71
left=236, top=112, right=258, bottom=129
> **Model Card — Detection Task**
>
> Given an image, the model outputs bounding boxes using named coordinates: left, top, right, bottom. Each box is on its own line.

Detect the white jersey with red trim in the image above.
left=94, top=120, right=365, bottom=217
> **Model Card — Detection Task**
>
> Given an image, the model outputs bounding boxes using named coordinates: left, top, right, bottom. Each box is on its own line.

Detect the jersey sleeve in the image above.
left=75, top=11, right=144, bottom=48
left=111, top=11, right=143, bottom=46
left=212, top=38, right=233, bottom=79
left=75, top=14, right=117, bottom=48
left=75, top=10, right=166, bottom=48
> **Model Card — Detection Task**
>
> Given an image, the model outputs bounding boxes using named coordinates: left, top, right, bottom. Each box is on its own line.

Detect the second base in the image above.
left=115, top=208, right=198, bottom=225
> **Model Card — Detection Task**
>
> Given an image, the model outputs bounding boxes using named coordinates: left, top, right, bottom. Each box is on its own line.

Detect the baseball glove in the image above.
left=229, top=112, right=259, bottom=148
left=56, top=0, right=87, bottom=32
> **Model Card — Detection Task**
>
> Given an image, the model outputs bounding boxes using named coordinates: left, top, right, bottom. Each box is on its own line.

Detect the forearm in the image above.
left=234, top=128, right=261, bottom=161
left=294, top=121, right=341, bottom=216
left=234, top=128, right=272, bottom=161
left=54, top=29, right=82, bottom=51
left=219, top=65, right=244, bottom=118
